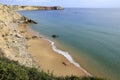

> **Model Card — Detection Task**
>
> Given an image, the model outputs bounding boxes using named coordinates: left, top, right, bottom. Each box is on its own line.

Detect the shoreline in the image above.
left=21, top=24, right=92, bottom=77
left=45, top=38, right=92, bottom=76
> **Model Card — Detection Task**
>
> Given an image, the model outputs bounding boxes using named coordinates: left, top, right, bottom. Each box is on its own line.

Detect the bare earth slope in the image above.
left=0, top=3, right=36, bottom=67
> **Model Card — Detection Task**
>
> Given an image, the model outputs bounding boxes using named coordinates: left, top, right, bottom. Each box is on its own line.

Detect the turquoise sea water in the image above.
left=19, top=8, right=120, bottom=80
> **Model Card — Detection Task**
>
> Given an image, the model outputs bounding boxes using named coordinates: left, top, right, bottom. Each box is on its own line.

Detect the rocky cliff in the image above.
left=0, top=3, right=36, bottom=67
left=8, top=5, right=64, bottom=11
left=0, top=3, right=63, bottom=68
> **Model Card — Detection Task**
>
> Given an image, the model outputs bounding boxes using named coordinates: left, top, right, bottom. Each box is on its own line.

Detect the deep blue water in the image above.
left=19, top=8, right=120, bottom=80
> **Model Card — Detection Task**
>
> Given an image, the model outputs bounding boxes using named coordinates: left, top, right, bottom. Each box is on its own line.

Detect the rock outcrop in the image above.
left=8, top=5, right=64, bottom=11
left=0, top=3, right=36, bottom=67
left=20, top=16, right=37, bottom=24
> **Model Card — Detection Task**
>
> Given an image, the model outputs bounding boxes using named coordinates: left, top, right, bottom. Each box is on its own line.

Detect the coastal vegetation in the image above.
left=0, top=57, right=106, bottom=80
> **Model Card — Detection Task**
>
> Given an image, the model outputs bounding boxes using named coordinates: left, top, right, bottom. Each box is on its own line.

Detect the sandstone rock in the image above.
left=15, top=33, right=23, bottom=38
left=0, top=3, right=37, bottom=67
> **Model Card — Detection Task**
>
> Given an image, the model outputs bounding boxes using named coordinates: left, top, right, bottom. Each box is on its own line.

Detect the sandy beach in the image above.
left=18, top=23, right=89, bottom=77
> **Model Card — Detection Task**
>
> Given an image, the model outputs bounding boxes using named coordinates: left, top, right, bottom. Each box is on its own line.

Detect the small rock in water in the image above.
left=51, top=34, right=59, bottom=38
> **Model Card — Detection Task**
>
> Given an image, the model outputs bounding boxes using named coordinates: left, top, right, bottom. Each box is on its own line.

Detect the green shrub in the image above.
left=0, top=57, right=107, bottom=80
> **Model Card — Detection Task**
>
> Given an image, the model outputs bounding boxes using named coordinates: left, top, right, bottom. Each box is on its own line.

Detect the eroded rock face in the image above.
left=0, top=3, right=36, bottom=67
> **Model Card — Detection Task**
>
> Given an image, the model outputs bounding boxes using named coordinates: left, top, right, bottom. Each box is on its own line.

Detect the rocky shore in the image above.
left=0, top=3, right=37, bottom=67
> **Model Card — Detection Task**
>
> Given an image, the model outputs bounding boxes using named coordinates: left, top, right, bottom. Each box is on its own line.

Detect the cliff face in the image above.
left=0, top=3, right=63, bottom=68
left=8, top=5, right=64, bottom=11
left=0, top=4, right=36, bottom=67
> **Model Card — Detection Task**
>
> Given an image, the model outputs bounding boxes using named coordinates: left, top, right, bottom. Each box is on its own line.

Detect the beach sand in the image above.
left=18, top=24, right=89, bottom=77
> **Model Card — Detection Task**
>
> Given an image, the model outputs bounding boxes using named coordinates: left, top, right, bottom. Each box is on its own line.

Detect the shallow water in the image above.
left=19, top=8, right=120, bottom=80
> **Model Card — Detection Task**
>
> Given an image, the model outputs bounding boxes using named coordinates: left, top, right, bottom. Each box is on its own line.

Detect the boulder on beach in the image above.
left=32, top=36, right=38, bottom=39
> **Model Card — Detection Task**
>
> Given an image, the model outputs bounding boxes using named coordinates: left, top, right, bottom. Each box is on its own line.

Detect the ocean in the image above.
left=19, top=8, right=120, bottom=80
